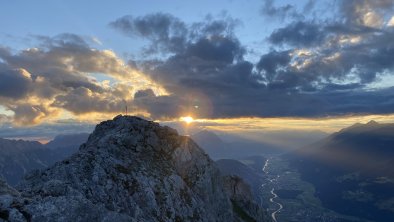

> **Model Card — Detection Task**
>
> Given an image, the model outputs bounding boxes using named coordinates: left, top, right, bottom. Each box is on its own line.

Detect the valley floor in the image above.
left=258, top=156, right=369, bottom=222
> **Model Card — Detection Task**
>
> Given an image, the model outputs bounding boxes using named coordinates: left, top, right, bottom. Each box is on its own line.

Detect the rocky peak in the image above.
left=84, top=115, right=181, bottom=154
left=366, top=120, right=379, bottom=126
left=0, top=115, right=268, bottom=222
left=340, top=120, right=381, bottom=135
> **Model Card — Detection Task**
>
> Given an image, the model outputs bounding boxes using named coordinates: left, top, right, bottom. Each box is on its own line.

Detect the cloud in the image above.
left=256, top=50, right=291, bottom=81
left=260, top=0, right=303, bottom=20
left=134, top=88, right=155, bottom=98
left=189, top=13, right=240, bottom=38
left=268, top=21, right=326, bottom=47
left=110, top=13, right=188, bottom=54
left=108, top=6, right=394, bottom=119
left=53, top=85, right=136, bottom=114
left=2, top=2, right=394, bottom=125
left=0, top=119, right=94, bottom=141
left=0, top=114, right=11, bottom=125
left=184, top=36, right=244, bottom=64
left=263, top=0, right=394, bottom=89
left=110, top=12, right=240, bottom=56
left=133, top=92, right=188, bottom=119
left=11, top=103, right=59, bottom=126
left=339, top=0, right=394, bottom=27
left=0, top=66, right=33, bottom=99
left=0, top=34, right=164, bottom=125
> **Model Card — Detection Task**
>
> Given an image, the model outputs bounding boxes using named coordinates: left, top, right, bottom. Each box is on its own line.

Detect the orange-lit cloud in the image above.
left=0, top=34, right=167, bottom=126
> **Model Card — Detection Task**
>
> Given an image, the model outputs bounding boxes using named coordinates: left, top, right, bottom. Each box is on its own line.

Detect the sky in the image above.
left=1, top=0, right=394, bottom=141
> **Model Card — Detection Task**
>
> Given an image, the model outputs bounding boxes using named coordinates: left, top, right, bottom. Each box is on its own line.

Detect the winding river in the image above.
left=270, top=187, right=283, bottom=222
left=262, top=158, right=283, bottom=222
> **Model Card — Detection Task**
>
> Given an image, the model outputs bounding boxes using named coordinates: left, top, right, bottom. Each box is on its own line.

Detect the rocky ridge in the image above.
left=0, top=115, right=268, bottom=222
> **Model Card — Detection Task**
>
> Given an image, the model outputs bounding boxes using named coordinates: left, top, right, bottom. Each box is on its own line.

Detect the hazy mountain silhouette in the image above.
left=191, top=130, right=282, bottom=160
left=0, top=133, right=89, bottom=185
left=45, top=133, right=90, bottom=160
left=0, top=138, right=51, bottom=185
left=216, top=157, right=267, bottom=207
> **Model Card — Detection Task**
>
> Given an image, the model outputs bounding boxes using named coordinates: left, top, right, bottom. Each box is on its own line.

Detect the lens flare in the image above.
left=180, top=116, right=194, bottom=124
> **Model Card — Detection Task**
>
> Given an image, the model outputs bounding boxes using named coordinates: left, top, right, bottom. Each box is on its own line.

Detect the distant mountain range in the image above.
left=0, top=133, right=89, bottom=185
left=191, top=130, right=283, bottom=159
left=287, top=120, right=394, bottom=222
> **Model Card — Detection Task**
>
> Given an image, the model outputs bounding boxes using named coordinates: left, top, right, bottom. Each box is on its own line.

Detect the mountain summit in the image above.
left=0, top=115, right=268, bottom=222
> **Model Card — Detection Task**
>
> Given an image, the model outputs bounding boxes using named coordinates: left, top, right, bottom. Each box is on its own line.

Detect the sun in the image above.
left=180, top=116, right=194, bottom=124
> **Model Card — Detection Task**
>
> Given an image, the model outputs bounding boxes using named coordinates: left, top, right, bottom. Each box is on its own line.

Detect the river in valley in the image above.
left=262, top=158, right=283, bottom=222
left=259, top=156, right=346, bottom=222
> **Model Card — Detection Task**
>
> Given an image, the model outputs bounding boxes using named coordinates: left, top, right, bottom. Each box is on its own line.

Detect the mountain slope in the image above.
left=0, top=139, right=51, bottom=185
left=1, top=116, right=269, bottom=222
left=0, top=133, right=89, bottom=185
left=288, top=121, right=394, bottom=222
left=192, top=130, right=281, bottom=160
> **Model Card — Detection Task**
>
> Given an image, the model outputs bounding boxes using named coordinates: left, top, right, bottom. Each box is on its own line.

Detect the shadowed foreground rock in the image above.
left=0, top=115, right=269, bottom=222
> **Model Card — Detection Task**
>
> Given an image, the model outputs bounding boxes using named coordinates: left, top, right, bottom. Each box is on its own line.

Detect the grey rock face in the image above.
left=223, top=176, right=271, bottom=222
left=0, top=179, right=26, bottom=222
left=0, top=115, right=267, bottom=222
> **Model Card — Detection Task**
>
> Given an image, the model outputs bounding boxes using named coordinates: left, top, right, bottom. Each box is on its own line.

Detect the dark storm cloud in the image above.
left=268, top=21, right=326, bottom=47
left=52, top=87, right=132, bottom=114
left=129, top=39, right=262, bottom=119
left=263, top=0, right=394, bottom=87
left=136, top=32, right=248, bottom=96
left=107, top=5, right=394, bottom=119
left=134, top=89, right=155, bottom=98
left=0, top=65, right=32, bottom=99
left=256, top=50, right=291, bottom=80
left=322, top=87, right=394, bottom=115
left=110, top=13, right=188, bottom=54
left=0, top=35, right=107, bottom=96
left=133, top=89, right=196, bottom=119
left=322, top=83, right=363, bottom=91
left=269, top=29, right=394, bottom=85
left=267, top=21, right=381, bottom=48
left=110, top=12, right=241, bottom=56
left=184, top=36, right=244, bottom=64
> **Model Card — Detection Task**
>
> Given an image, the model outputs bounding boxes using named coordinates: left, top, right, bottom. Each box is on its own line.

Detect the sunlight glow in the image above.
left=180, top=116, right=194, bottom=124
left=166, top=114, right=394, bottom=133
